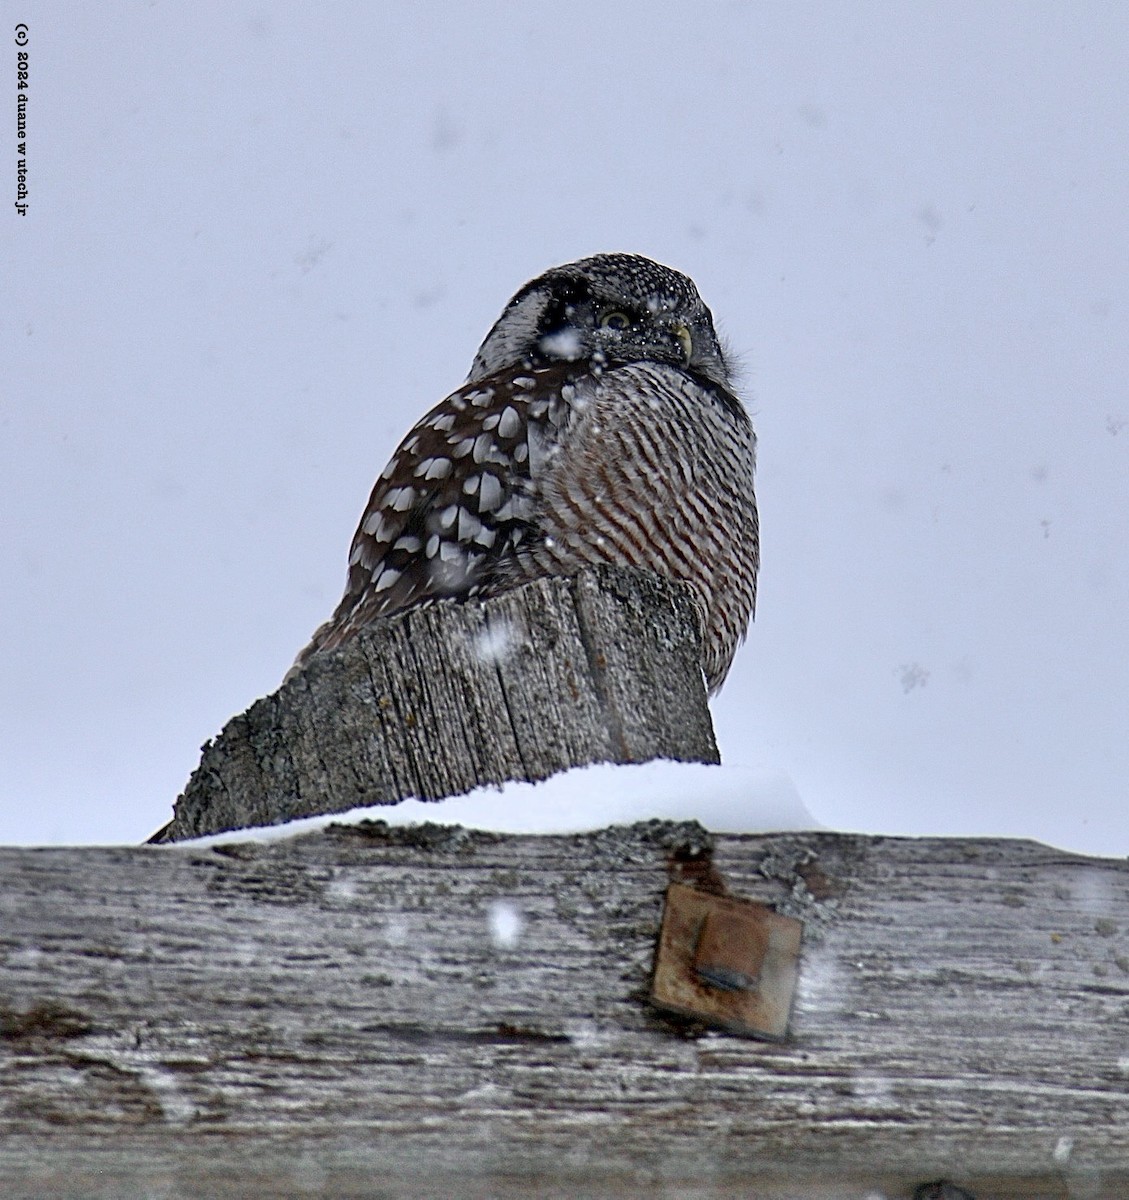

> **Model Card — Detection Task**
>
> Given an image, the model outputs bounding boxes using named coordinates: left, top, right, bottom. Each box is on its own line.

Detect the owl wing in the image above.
left=290, top=362, right=575, bottom=670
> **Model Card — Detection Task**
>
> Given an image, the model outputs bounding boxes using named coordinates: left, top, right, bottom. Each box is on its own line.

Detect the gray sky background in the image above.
left=3, top=3, right=1127, bottom=851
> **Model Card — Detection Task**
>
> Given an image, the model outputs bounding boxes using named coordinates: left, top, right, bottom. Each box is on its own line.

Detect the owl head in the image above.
left=468, top=253, right=734, bottom=390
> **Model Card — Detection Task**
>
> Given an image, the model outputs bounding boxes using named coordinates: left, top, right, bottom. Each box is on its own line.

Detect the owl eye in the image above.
left=671, top=322, right=693, bottom=364
left=598, top=310, right=631, bottom=331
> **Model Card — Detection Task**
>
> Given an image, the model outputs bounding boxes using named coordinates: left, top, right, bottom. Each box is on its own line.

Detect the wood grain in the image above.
left=2, top=823, right=1127, bottom=1198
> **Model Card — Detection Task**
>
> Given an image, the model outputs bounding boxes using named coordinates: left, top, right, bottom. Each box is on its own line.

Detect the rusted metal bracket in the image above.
left=650, top=881, right=803, bottom=1040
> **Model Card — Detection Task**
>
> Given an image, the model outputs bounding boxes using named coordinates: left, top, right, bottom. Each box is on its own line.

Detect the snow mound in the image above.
left=172, top=760, right=818, bottom=848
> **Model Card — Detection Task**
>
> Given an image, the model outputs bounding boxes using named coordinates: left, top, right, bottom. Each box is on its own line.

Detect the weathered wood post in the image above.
left=153, top=565, right=718, bottom=842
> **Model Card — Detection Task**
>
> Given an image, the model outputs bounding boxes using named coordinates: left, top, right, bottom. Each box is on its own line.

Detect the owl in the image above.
left=291, top=253, right=759, bottom=693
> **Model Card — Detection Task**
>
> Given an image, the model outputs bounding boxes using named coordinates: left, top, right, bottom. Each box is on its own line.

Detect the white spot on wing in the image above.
left=497, top=406, right=521, bottom=438
left=387, top=487, right=416, bottom=512
left=478, top=474, right=503, bottom=513
left=418, top=457, right=452, bottom=480
left=362, top=510, right=389, bottom=537
left=457, top=509, right=483, bottom=540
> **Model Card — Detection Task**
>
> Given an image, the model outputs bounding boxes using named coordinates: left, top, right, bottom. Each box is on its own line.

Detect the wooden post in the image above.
left=1, top=824, right=1126, bottom=1197
left=153, top=565, right=719, bottom=842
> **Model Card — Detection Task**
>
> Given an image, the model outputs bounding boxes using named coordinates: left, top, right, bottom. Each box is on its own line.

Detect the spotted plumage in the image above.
left=292, top=253, right=759, bottom=693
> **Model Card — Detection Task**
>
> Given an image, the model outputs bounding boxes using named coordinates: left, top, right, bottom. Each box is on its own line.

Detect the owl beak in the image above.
left=671, top=322, right=694, bottom=365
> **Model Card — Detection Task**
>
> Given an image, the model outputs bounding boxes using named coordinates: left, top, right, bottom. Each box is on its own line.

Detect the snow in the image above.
left=537, top=328, right=584, bottom=361
left=472, top=620, right=518, bottom=665
left=487, top=900, right=523, bottom=949
left=167, top=760, right=817, bottom=850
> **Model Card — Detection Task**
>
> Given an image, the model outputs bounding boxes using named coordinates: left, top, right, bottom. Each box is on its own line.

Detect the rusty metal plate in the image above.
left=650, top=881, right=803, bottom=1040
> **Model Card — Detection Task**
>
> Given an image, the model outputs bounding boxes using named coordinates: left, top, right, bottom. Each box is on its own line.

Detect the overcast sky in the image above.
left=4, top=3, right=1128, bottom=852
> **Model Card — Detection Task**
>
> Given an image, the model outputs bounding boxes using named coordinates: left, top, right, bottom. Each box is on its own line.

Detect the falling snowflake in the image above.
left=899, top=663, right=930, bottom=693
left=473, top=620, right=518, bottom=665
left=537, top=328, right=582, bottom=359
left=488, top=900, right=523, bottom=949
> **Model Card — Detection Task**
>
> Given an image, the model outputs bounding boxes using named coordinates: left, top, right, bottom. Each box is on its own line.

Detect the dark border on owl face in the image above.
left=529, top=275, right=594, bottom=336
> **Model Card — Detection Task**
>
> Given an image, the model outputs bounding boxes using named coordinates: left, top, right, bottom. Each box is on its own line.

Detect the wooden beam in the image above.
left=2, top=822, right=1126, bottom=1197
